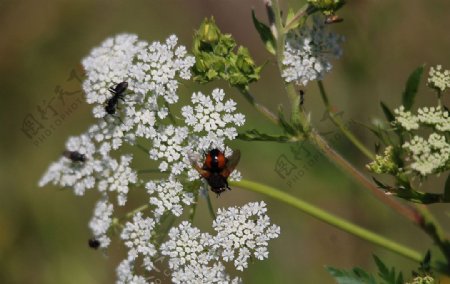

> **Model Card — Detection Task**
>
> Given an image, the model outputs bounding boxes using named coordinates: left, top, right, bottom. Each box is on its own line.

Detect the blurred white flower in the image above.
left=282, top=15, right=344, bottom=86
left=116, top=259, right=149, bottom=284
left=88, top=199, right=114, bottom=248
left=417, top=106, right=450, bottom=132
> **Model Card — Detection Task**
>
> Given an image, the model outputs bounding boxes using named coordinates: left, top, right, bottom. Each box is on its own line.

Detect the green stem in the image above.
left=317, top=80, right=375, bottom=160
left=239, top=87, right=279, bottom=124
left=309, top=130, right=421, bottom=224
left=206, top=193, right=217, bottom=220
left=271, top=0, right=310, bottom=133
left=138, top=169, right=161, bottom=174
left=136, top=143, right=149, bottom=154
left=230, top=179, right=423, bottom=263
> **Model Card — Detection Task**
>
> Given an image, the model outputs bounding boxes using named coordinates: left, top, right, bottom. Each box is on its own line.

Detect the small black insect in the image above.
left=299, top=90, right=305, bottom=106
left=88, top=238, right=100, bottom=249
left=105, top=81, right=128, bottom=115
left=63, top=150, right=86, bottom=162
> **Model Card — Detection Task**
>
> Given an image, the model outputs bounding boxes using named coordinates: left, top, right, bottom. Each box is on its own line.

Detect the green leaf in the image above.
left=326, top=266, right=377, bottom=284
left=380, top=101, right=395, bottom=123
left=237, top=129, right=290, bottom=142
left=402, top=65, right=424, bottom=111
left=444, top=173, right=450, bottom=202
left=251, top=10, right=276, bottom=55
left=372, top=177, right=390, bottom=190
left=373, top=255, right=404, bottom=284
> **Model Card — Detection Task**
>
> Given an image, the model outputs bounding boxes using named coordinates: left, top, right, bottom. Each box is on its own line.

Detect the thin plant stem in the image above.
left=308, top=130, right=421, bottom=224
left=230, top=179, right=423, bottom=263
left=206, top=193, right=217, bottom=220
left=239, top=88, right=279, bottom=124
left=317, top=80, right=375, bottom=160
left=136, top=143, right=149, bottom=154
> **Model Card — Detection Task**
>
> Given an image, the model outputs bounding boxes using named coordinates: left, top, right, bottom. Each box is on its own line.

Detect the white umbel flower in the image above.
left=428, top=65, right=450, bottom=93
left=88, top=199, right=114, bottom=248
left=403, top=133, right=450, bottom=175
left=146, top=179, right=194, bottom=217
left=182, top=88, right=245, bottom=151
left=417, top=106, right=450, bottom=132
left=97, top=155, right=137, bottom=206
left=282, top=15, right=344, bottom=86
left=38, top=134, right=102, bottom=195
left=212, top=201, right=280, bottom=271
left=116, top=259, right=149, bottom=284
left=394, top=106, right=420, bottom=131
left=161, top=221, right=239, bottom=284
left=121, top=212, right=157, bottom=271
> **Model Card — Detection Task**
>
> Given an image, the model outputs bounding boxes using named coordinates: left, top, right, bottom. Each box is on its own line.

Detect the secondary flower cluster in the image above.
left=39, top=33, right=280, bottom=283
left=393, top=105, right=450, bottom=176
left=160, top=202, right=280, bottom=283
left=428, top=65, right=450, bottom=93
left=282, top=15, right=344, bottom=86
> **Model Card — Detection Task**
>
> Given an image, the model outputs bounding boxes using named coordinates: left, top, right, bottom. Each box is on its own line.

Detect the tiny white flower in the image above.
left=282, top=15, right=344, bottom=86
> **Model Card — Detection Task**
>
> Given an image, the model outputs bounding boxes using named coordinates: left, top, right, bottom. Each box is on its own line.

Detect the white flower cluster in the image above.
left=39, top=32, right=277, bottom=283
left=161, top=202, right=279, bottom=283
left=392, top=105, right=450, bottom=176
left=393, top=106, right=420, bottom=131
left=403, top=133, right=450, bottom=176
left=120, top=213, right=157, bottom=271
left=282, top=15, right=344, bottom=86
left=428, top=65, right=450, bottom=93
left=182, top=89, right=246, bottom=151
left=146, top=179, right=194, bottom=217
left=394, top=105, right=450, bottom=132
left=213, top=201, right=280, bottom=271
left=88, top=199, right=114, bottom=248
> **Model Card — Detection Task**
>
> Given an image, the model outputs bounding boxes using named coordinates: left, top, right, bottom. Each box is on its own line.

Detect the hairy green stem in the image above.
left=230, top=179, right=423, bottom=263
left=317, top=81, right=375, bottom=160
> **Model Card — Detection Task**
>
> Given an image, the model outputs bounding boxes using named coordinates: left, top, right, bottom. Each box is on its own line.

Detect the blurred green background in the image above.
left=1, top=0, right=450, bottom=283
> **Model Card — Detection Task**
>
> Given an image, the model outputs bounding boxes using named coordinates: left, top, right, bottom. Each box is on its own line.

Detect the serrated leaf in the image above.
left=380, top=101, right=395, bottom=123
left=251, top=10, right=276, bottom=55
left=326, top=266, right=377, bottom=284
left=373, top=255, right=404, bottom=284
left=402, top=65, right=424, bottom=111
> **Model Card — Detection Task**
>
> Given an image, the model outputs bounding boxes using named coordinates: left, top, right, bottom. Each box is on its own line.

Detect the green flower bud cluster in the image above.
left=366, top=146, right=398, bottom=175
left=308, top=0, right=345, bottom=15
left=192, top=17, right=262, bottom=88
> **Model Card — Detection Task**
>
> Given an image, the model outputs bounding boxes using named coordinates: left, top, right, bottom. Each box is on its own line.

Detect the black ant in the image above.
left=63, top=150, right=86, bottom=162
left=105, top=82, right=128, bottom=115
